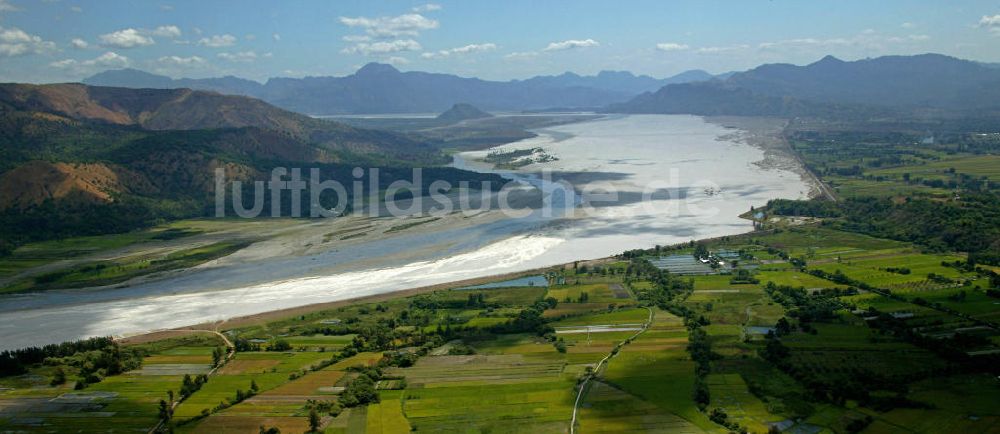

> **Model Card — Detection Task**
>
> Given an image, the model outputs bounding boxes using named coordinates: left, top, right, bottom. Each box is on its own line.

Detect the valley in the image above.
left=2, top=3, right=1000, bottom=431
left=0, top=114, right=808, bottom=350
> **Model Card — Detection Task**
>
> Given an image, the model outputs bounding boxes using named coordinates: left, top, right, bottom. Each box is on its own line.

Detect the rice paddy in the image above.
left=1, top=226, right=998, bottom=433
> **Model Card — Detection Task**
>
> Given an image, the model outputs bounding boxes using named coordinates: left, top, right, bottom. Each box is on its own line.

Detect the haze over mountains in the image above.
left=611, top=53, right=1000, bottom=117
left=82, top=54, right=1000, bottom=120
left=83, top=64, right=724, bottom=115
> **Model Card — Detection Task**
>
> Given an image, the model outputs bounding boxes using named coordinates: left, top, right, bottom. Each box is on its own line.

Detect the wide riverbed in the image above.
left=0, top=115, right=808, bottom=350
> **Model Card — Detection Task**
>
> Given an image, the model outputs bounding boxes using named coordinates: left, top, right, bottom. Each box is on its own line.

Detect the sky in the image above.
left=1, top=0, right=999, bottom=83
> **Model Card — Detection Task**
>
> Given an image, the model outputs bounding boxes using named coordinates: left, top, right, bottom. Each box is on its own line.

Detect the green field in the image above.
left=1, top=225, right=999, bottom=433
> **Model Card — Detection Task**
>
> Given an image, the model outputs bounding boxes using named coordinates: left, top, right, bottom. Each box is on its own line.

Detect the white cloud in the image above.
left=504, top=51, right=538, bottom=60
left=412, top=3, right=441, bottom=12
left=342, top=35, right=371, bottom=42
left=160, top=4, right=174, bottom=11
left=198, top=34, right=236, bottom=47
left=0, top=0, right=19, bottom=12
left=656, top=42, right=689, bottom=52
left=70, top=38, right=88, bottom=49
left=244, top=34, right=256, bottom=41
left=157, top=55, right=205, bottom=66
left=421, top=43, right=496, bottom=59
left=91, top=51, right=129, bottom=67
left=979, top=14, right=1000, bottom=27
left=272, top=33, right=280, bottom=41
left=758, top=38, right=846, bottom=50
left=69, top=5, right=82, bottom=13
left=696, top=44, right=749, bottom=54
left=0, top=26, right=56, bottom=57
left=99, top=28, right=154, bottom=48
left=217, top=50, right=259, bottom=62
left=341, top=39, right=421, bottom=55
left=900, top=22, right=915, bottom=29
left=49, top=59, right=77, bottom=69
left=758, top=30, right=931, bottom=54
left=543, top=39, right=599, bottom=52
left=980, top=14, right=1000, bottom=35
left=151, top=25, right=181, bottom=38
left=386, top=56, right=410, bottom=65
left=339, top=13, right=438, bottom=37
left=50, top=51, right=129, bottom=71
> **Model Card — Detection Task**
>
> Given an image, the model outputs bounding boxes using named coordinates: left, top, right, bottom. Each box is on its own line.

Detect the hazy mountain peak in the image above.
left=596, top=70, right=639, bottom=79
left=611, top=53, right=1000, bottom=115
left=355, top=62, right=400, bottom=76
left=812, top=54, right=844, bottom=66
left=436, top=103, right=493, bottom=123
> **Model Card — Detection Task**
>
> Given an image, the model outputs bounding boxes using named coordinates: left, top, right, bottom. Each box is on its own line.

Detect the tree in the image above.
left=693, top=243, right=709, bottom=259
left=775, top=317, right=792, bottom=336
left=158, top=399, right=172, bottom=424
left=212, top=346, right=224, bottom=367
left=269, top=339, right=292, bottom=352
left=50, top=367, right=66, bottom=386
left=308, top=408, right=321, bottom=432
left=250, top=379, right=259, bottom=392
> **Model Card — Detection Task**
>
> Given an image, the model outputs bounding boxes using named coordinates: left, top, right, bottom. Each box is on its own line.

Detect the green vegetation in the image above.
left=768, top=121, right=1000, bottom=265
left=1, top=240, right=250, bottom=294
left=2, top=225, right=999, bottom=433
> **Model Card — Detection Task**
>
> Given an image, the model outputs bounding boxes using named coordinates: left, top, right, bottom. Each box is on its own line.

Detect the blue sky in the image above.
left=1, top=0, right=999, bottom=83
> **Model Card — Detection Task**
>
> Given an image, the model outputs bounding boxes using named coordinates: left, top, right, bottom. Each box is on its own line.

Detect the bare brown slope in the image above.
left=0, top=83, right=439, bottom=163
left=0, top=161, right=153, bottom=208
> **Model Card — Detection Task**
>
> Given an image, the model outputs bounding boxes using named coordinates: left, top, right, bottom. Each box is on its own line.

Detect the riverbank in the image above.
left=0, top=114, right=810, bottom=351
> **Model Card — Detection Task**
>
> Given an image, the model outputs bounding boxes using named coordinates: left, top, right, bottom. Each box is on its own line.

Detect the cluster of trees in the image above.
left=865, top=308, right=999, bottom=370
left=339, top=367, right=381, bottom=407
left=267, top=339, right=293, bottom=352
left=233, top=338, right=262, bottom=352
left=0, top=336, right=119, bottom=376
left=0, top=336, right=144, bottom=389
left=179, top=374, right=209, bottom=399
left=729, top=268, right=759, bottom=284
left=708, top=408, right=748, bottom=434
left=0, top=196, right=199, bottom=257
left=767, top=192, right=1000, bottom=265
left=211, top=346, right=225, bottom=367
left=763, top=282, right=844, bottom=330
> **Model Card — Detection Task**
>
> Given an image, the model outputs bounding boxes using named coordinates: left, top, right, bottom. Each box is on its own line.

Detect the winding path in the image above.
left=569, top=306, right=653, bottom=434
left=144, top=326, right=234, bottom=433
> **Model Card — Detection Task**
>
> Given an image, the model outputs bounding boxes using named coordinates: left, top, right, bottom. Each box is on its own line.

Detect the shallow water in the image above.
left=0, top=115, right=807, bottom=350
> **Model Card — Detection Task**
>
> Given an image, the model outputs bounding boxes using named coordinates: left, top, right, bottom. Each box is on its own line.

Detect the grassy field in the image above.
left=1, top=225, right=999, bottom=433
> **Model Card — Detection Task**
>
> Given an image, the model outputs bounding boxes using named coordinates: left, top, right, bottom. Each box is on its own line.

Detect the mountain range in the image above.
left=0, top=82, right=493, bottom=252
left=610, top=53, right=1000, bottom=116
left=83, top=64, right=723, bottom=115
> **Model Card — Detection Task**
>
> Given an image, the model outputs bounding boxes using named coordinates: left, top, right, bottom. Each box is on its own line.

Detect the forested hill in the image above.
left=0, top=83, right=496, bottom=254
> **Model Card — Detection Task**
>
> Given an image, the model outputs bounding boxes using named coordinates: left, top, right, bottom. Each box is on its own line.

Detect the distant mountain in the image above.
left=0, top=83, right=505, bottom=252
left=610, top=54, right=1000, bottom=116
left=84, top=68, right=265, bottom=98
left=0, top=83, right=436, bottom=161
left=0, top=83, right=448, bottom=208
left=84, top=64, right=719, bottom=115
left=436, top=103, right=493, bottom=123
left=517, top=69, right=716, bottom=95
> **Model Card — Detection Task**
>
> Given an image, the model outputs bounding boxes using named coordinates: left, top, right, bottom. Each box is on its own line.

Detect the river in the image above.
left=0, top=115, right=808, bottom=350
